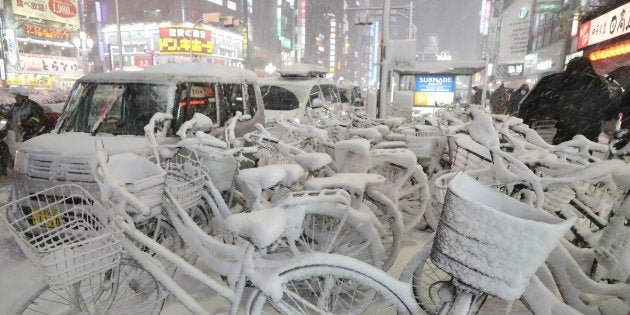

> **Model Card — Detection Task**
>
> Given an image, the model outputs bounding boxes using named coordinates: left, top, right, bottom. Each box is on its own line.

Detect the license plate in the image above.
left=31, top=208, right=62, bottom=228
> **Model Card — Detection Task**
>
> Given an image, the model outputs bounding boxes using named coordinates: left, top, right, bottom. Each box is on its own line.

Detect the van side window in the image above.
left=246, top=84, right=257, bottom=117
left=308, top=86, right=320, bottom=107
left=321, top=84, right=340, bottom=103
left=219, top=83, right=244, bottom=126
left=175, top=83, right=218, bottom=129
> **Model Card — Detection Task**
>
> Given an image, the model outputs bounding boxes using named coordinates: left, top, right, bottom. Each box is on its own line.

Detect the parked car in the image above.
left=260, top=64, right=342, bottom=124
left=13, top=62, right=264, bottom=198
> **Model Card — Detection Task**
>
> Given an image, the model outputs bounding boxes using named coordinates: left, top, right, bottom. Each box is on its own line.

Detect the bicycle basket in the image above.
left=161, top=149, right=207, bottom=209
left=405, top=125, right=443, bottom=160
left=447, top=134, right=493, bottom=172
left=107, top=153, right=166, bottom=220
left=531, top=119, right=557, bottom=144
left=0, top=184, right=123, bottom=289
left=431, top=172, right=575, bottom=301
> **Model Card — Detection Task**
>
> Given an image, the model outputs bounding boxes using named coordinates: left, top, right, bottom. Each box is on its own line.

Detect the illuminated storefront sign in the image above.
left=414, top=75, right=455, bottom=106
left=12, top=0, right=80, bottom=27
left=25, top=24, right=71, bottom=40
left=578, top=2, right=630, bottom=49
left=133, top=55, right=153, bottom=68
left=497, top=63, right=524, bottom=77
left=7, top=53, right=82, bottom=75
left=158, top=26, right=213, bottom=56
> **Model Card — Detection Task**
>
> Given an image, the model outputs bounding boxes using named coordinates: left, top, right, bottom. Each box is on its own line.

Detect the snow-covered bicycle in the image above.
left=3, top=139, right=423, bottom=314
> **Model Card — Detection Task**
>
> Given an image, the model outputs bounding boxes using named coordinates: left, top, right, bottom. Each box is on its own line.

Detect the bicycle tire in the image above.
left=362, top=189, right=403, bottom=270
left=246, top=263, right=419, bottom=314
left=14, top=258, right=165, bottom=315
left=265, top=210, right=385, bottom=270
left=405, top=240, right=534, bottom=314
left=369, top=162, right=430, bottom=233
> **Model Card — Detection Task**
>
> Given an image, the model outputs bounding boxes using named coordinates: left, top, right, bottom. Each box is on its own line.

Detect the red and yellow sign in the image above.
left=12, top=0, right=80, bottom=27
left=25, top=24, right=71, bottom=40
left=159, top=26, right=213, bottom=56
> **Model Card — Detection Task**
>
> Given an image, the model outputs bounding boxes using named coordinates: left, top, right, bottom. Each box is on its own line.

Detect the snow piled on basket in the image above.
left=432, top=172, right=575, bottom=301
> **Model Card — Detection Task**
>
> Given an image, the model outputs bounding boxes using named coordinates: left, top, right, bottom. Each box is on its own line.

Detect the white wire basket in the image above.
left=447, top=134, right=493, bottom=172
left=431, top=172, right=574, bottom=301
left=531, top=119, right=557, bottom=144
left=1, top=184, right=123, bottom=289
left=406, top=125, right=444, bottom=161
left=247, top=137, right=296, bottom=166
left=161, top=150, right=207, bottom=209
left=107, top=153, right=166, bottom=220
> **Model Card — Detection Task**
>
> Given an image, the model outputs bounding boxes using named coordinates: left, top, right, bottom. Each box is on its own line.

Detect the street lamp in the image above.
left=189, top=13, right=240, bottom=61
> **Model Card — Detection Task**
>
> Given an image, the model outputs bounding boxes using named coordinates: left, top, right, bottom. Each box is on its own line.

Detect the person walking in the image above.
left=505, top=84, right=529, bottom=115
left=6, top=86, right=46, bottom=142
left=489, top=83, right=511, bottom=114
left=516, top=57, right=622, bottom=144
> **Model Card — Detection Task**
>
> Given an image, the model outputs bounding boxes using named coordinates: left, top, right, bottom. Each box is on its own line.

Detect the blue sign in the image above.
left=414, top=75, right=455, bottom=106
left=415, top=76, right=456, bottom=92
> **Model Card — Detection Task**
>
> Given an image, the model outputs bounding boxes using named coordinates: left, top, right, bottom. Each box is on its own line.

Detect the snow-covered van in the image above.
left=259, top=64, right=342, bottom=125
left=13, top=62, right=264, bottom=198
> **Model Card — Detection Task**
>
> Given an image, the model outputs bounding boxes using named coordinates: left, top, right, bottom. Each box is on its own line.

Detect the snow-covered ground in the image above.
left=0, top=169, right=430, bottom=314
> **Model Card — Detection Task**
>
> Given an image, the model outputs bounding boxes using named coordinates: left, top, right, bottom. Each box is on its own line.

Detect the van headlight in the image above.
left=14, top=150, right=28, bottom=174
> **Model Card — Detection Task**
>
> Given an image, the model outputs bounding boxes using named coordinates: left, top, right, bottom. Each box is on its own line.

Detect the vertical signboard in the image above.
left=414, top=75, right=455, bottom=106
left=498, top=0, right=532, bottom=63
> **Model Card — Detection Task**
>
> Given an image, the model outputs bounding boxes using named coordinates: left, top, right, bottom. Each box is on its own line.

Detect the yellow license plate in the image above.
left=31, top=208, right=62, bottom=228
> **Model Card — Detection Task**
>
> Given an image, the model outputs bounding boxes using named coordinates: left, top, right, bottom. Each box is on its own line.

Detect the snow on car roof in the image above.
left=78, top=62, right=258, bottom=83
left=278, top=63, right=329, bottom=77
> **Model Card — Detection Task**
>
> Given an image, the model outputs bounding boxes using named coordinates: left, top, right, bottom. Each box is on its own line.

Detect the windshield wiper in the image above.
left=91, top=87, right=123, bottom=135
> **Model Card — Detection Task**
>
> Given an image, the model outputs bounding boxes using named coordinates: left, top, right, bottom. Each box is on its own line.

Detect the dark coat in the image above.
left=517, top=65, right=622, bottom=144
left=490, top=84, right=511, bottom=114
left=7, top=98, right=45, bottom=141
left=506, top=84, right=529, bottom=115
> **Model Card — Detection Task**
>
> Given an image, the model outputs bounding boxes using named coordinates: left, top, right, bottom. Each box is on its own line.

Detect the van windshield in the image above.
left=58, top=82, right=170, bottom=135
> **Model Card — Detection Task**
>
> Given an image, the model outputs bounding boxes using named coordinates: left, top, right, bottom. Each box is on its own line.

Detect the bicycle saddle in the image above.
left=223, top=207, right=287, bottom=249
left=237, top=163, right=305, bottom=190
left=293, top=152, right=332, bottom=172
left=303, top=173, right=386, bottom=197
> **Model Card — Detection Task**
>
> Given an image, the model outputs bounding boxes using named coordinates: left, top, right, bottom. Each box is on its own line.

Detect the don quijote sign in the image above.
left=12, top=0, right=80, bottom=27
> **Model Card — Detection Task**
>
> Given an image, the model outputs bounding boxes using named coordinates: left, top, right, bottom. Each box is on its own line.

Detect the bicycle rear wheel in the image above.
left=247, top=263, right=419, bottom=314
left=14, top=259, right=165, bottom=315
left=369, top=162, right=429, bottom=233
left=362, top=190, right=402, bottom=270
left=265, top=210, right=385, bottom=270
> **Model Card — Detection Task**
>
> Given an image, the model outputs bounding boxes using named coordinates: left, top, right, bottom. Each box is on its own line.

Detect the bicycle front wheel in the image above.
left=404, top=239, right=533, bottom=314
left=246, top=264, right=419, bottom=314
left=14, top=259, right=165, bottom=315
